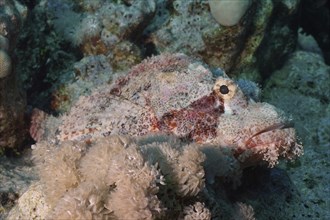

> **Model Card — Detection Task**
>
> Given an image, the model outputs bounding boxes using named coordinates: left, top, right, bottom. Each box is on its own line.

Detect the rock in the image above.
left=50, top=54, right=114, bottom=113
left=0, top=0, right=28, bottom=153
left=209, top=0, right=252, bottom=26
left=297, top=30, right=322, bottom=55
left=15, top=0, right=152, bottom=113
left=263, top=51, right=330, bottom=141
left=16, top=0, right=301, bottom=116
left=48, top=0, right=154, bottom=68
left=146, top=0, right=300, bottom=80
left=6, top=183, right=50, bottom=220
left=0, top=50, right=11, bottom=78
left=263, top=51, right=330, bottom=219
left=300, top=0, right=330, bottom=65
left=0, top=153, right=37, bottom=218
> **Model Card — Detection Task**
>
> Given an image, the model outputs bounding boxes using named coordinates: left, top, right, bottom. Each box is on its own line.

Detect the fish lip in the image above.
left=245, top=121, right=294, bottom=147
left=254, top=121, right=294, bottom=135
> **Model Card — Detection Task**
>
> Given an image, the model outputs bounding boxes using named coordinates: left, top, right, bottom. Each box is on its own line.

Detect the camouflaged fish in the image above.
left=31, top=53, right=302, bottom=166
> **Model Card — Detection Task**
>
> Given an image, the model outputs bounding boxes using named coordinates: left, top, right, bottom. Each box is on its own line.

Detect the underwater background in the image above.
left=0, top=0, right=329, bottom=219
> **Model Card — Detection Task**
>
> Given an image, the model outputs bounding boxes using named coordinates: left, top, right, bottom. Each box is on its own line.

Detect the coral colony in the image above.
left=29, top=54, right=302, bottom=219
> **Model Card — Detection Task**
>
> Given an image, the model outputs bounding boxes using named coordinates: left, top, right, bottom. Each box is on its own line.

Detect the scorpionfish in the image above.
left=31, top=53, right=302, bottom=167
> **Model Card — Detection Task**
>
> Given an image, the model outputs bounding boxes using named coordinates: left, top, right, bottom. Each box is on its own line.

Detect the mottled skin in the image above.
left=32, top=53, right=302, bottom=166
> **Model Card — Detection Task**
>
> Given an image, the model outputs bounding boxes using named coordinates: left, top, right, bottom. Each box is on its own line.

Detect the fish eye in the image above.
left=213, top=77, right=237, bottom=100
left=219, top=85, right=229, bottom=94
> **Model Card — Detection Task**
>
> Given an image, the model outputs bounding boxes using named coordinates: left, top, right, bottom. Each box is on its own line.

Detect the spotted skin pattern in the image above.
left=34, top=53, right=302, bottom=166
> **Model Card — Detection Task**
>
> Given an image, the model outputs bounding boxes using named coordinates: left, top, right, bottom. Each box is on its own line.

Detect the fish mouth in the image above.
left=245, top=121, right=294, bottom=147
left=252, top=121, right=294, bottom=137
